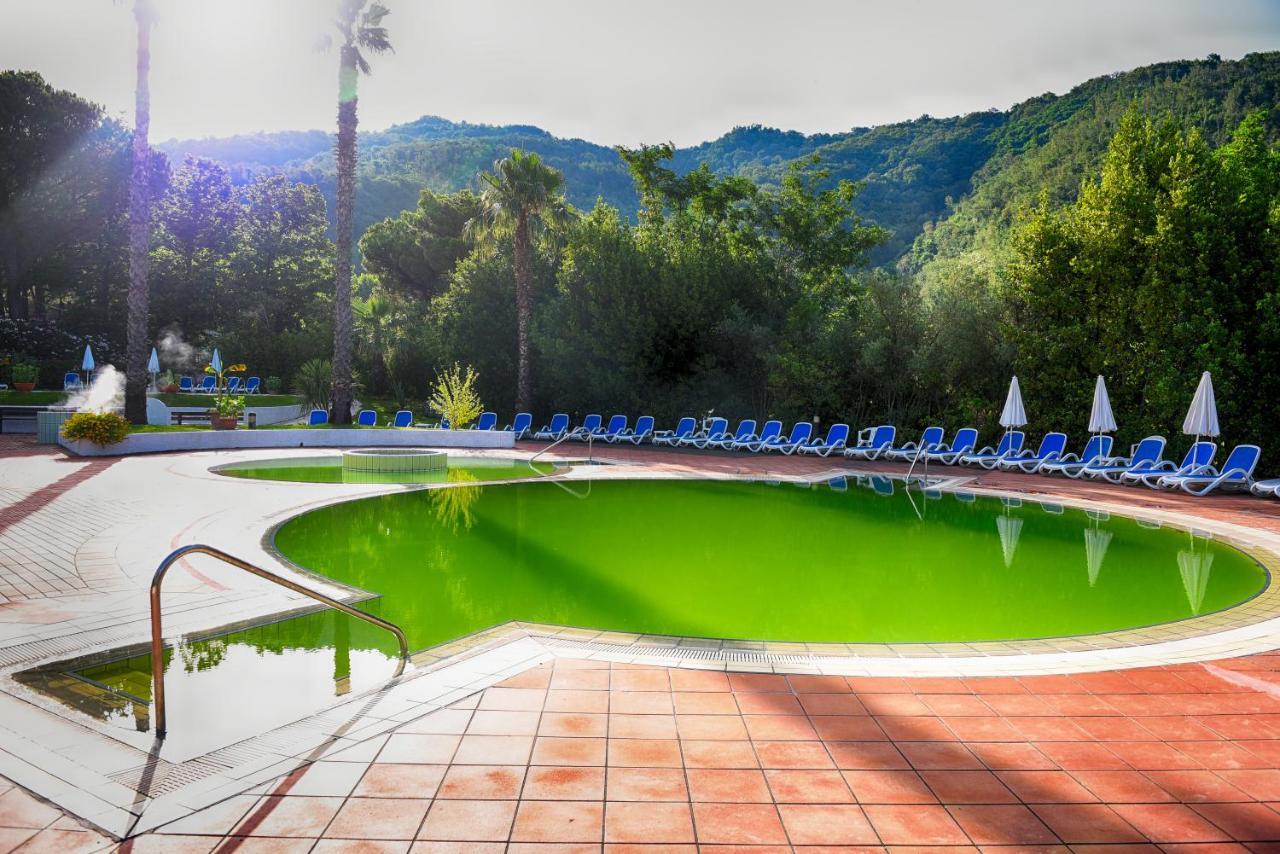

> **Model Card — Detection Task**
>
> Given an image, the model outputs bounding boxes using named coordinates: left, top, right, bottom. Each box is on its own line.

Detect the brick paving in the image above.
left=95, top=655, right=1280, bottom=849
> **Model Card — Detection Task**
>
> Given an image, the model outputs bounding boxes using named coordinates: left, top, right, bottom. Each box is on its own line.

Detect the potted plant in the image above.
left=209, top=392, right=245, bottom=430
left=11, top=362, right=38, bottom=393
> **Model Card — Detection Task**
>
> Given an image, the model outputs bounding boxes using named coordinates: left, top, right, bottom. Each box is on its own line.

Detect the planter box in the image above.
left=59, top=428, right=516, bottom=457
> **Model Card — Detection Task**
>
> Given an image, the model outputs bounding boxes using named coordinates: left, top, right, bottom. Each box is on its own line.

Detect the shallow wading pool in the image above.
left=49, top=477, right=1268, bottom=753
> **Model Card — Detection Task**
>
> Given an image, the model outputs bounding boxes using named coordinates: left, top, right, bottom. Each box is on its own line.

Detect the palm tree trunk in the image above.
left=513, top=211, right=532, bottom=412
left=330, top=47, right=359, bottom=425
left=124, top=0, right=153, bottom=424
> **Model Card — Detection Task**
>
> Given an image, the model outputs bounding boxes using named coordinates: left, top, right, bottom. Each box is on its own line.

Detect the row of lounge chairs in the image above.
left=174, top=376, right=263, bottom=394
left=520, top=413, right=1268, bottom=499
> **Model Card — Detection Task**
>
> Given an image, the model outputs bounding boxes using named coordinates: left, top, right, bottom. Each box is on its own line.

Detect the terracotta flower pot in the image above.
left=14, top=382, right=35, bottom=393
left=162, top=384, right=179, bottom=394
left=209, top=412, right=239, bottom=430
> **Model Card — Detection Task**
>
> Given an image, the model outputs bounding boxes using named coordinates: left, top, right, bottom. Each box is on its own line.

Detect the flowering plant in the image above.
left=61, top=412, right=130, bottom=445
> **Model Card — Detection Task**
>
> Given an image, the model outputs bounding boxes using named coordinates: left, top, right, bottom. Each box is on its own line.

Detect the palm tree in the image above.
left=124, top=0, right=155, bottom=424
left=472, top=150, right=570, bottom=412
left=325, top=0, right=391, bottom=424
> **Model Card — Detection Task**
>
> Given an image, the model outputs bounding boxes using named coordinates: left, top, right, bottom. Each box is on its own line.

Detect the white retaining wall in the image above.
left=60, top=428, right=516, bottom=457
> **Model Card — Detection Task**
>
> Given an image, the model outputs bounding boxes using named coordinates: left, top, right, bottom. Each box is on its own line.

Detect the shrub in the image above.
left=10, top=363, right=39, bottom=383
left=211, top=393, right=245, bottom=418
left=427, top=363, right=484, bottom=429
left=294, top=359, right=331, bottom=410
left=265, top=375, right=282, bottom=394
left=61, top=412, right=131, bottom=445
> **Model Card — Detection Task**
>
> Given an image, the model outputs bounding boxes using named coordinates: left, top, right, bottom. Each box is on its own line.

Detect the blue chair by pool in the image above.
left=244, top=376, right=261, bottom=394
left=923, top=427, right=979, bottom=465
left=828, top=475, right=848, bottom=492
left=389, top=409, right=413, bottom=428
left=505, top=412, right=533, bottom=438
left=798, top=423, right=850, bottom=456
left=599, top=414, right=628, bottom=442
left=534, top=413, right=570, bottom=440
left=1122, top=440, right=1215, bottom=488
left=845, top=425, right=897, bottom=460
left=999, top=432, right=1068, bottom=474
left=960, top=431, right=1025, bottom=469
left=63, top=372, right=81, bottom=390
left=763, top=421, right=814, bottom=454
left=613, top=415, right=655, bottom=444
left=687, top=417, right=730, bottom=449
left=884, top=426, right=946, bottom=462
left=226, top=376, right=242, bottom=393
left=474, top=411, right=498, bottom=431
left=357, top=409, right=377, bottom=427
left=178, top=376, right=194, bottom=393
left=308, top=409, right=328, bottom=426
left=1087, top=436, right=1167, bottom=483
left=1039, top=435, right=1114, bottom=478
left=867, top=475, right=895, bottom=496
left=569, top=413, right=603, bottom=441
left=710, top=420, right=757, bottom=450
left=653, top=417, right=697, bottom=447
left=1158, top=444, right=1260, bottom=496
left=734, top=420, right=780, bottom=452
left=197, top=376, right=216, bottom=393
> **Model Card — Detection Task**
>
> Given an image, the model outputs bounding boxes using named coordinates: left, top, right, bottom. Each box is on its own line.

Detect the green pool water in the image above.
left=68, top=477, right=1267, bottom=751
left=215, top=455, right=558, bottom=484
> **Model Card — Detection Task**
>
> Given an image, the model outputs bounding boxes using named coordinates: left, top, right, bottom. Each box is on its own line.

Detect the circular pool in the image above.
left=272, top=478, right=1269, bottom=650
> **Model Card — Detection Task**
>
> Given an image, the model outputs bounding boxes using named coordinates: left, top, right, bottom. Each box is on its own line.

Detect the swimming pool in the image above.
left=54, top=477, right=1267, bottom=750
left=213, top=454, right=559, bottom=484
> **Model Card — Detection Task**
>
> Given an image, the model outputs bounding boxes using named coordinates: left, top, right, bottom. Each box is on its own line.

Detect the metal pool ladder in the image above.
left=149, top=544, right=410, bottom=738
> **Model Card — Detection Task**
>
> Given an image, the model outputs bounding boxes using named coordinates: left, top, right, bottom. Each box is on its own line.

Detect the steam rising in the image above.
left=64, top=365, right=124, bottom=413
left=157, top=328, right=196, bottom=371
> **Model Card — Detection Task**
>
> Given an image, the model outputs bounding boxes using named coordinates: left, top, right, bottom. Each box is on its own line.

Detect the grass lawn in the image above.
left=0, top=390, right=68, bottom=405
left=156, top=393, right=303, bottom=407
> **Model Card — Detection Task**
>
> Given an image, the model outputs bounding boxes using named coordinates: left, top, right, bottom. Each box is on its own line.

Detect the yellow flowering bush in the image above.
left=61, top=412, right=131, bottom=445
left=427, top=363, right=484, bottom=429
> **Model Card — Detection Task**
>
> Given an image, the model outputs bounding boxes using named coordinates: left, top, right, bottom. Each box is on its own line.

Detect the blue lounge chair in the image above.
left=357, top=409, right=377, bottom=427
left=244, top=376, right=261, bottom=394
left=883, top=426, right=946, bottom=462
left=63, top=372, right=81, bottom=390
left=613, top=415, right=655, bottom=445
left=1039, top=435, right=1115, bottom=478
left=828, top=476, right=848, bottom=492
left=534, top=413, right=570, bottom=440
left=1087, top=436, right=1167, bottom=483
left=798, top=423, right=850, bottom=456
left=1158, top=444, right=1260, bottom=496
left=763, top=421, right=814, bottom=454
left=569, top=414, right=603, bottom=441
left=999, top=432, right=1068, bottom=474
left=653, top=417, right=697, bottom=447
left=226, top=376, right=242, bottom=393
left=178, top=376, right=194, bottom=393
left=687, top=417, right=730, bottom=449
left=1121, top=440, right=1215, bottom=488
left=845, top=425, right=897, bottom=460
left=960, top=431, right=1025, bottom=469
left=197, top=376, right=216, bottom=393
left=599, top=414, right=628, bottom=442
left=923, top=427, right=979, bottom=465
left=866, top=475, right=895, bottom=496
left=474, top=411, right=498, bottom=431
left=389, top=409, right=413, bottom=428
left=734, top=420, right=781, bottom=452
left=710, top=420, right=757, bottom=450
left=308, top=409, right=328, bottom=426
left=505, top=412, right=533, bottom=438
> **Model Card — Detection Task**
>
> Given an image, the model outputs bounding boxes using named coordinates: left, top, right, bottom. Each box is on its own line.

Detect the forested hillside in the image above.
left=157, top=51, right=1280, bottom=269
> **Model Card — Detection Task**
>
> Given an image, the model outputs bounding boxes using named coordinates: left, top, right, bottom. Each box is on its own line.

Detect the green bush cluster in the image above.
left=61, top=412, right=131, bottom=445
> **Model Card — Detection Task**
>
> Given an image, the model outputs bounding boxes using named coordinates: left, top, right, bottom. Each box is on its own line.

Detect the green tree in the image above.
left=325, top=0, right=392, bottom=424
left=360, top=188, right=480, bottom=301
left=470, top=149, right=571, bottom=411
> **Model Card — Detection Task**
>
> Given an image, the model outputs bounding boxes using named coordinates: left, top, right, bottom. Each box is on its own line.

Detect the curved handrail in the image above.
left=150, top=544, right=409, bottom=738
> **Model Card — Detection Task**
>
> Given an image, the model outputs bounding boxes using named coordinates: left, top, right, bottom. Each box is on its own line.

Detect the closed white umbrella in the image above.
left=147, top=347, right=160, bottom=374
left=81, top=345, right=95, bottom=372
left=1088, top=375, right=1117, bottom=435
left=996, top=514, right=1023, bottom=569
left=210, top=348, right=223, bottom=374
left=1177, top=549, right=1214, bottom=615
left=1084, top=526, right=1112, bottom=587
left=999, top=376, right=1027, bottom=434
left=1181, top=371, right=1220, bottom=443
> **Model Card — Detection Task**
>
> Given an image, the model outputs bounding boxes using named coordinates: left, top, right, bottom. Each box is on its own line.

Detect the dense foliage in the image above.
left=60, top=411, right=131, bottom=445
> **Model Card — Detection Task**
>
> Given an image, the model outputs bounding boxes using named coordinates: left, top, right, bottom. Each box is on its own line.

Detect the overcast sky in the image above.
left=2, top=0, right=1278, bottom=146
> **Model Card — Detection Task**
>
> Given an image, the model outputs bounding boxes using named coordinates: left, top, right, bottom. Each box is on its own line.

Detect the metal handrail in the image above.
left=149, top=544, right=409, bottom=738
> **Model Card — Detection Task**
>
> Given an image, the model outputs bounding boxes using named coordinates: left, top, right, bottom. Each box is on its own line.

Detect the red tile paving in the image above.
left=111, top=654, right=1280, bottom=847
